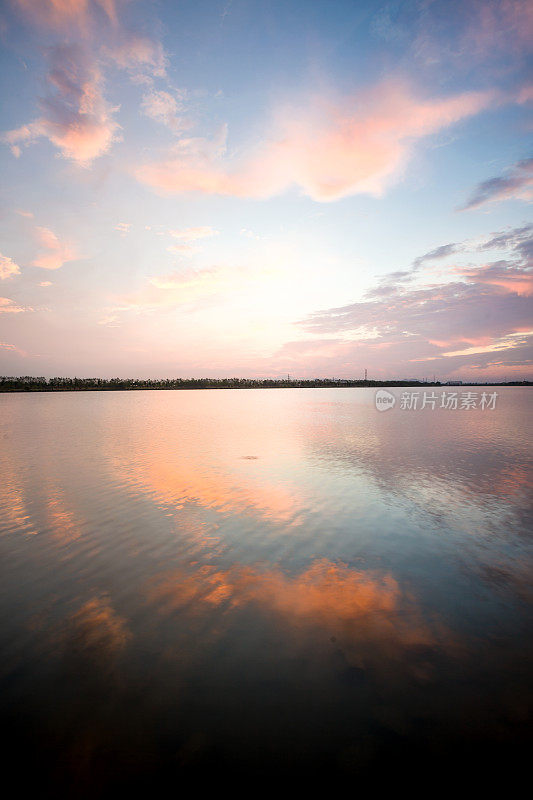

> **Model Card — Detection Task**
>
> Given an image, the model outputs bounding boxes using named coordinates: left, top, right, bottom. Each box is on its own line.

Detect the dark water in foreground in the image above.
left=0, top=388, right=531, bottom=792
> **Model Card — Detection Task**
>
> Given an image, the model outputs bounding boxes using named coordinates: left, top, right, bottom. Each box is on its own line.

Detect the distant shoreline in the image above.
left=1, top=378, right=531, bottom=393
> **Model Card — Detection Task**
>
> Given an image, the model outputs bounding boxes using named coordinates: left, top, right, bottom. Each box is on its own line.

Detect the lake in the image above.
left=0, top=387, right=531, bottom=793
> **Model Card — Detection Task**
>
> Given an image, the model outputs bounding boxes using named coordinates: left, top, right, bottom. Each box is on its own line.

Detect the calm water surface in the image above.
left=0, top=388, right=532, bottom=792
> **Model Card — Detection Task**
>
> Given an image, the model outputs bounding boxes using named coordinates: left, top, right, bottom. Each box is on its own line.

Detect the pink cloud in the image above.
left=32, top=226, right=76, bottom=270
left=2, top=45, right=120, bottom=164
left=516, top=85, right=533, bottom=104
left=0, top=253, right=21, bottom=280
left=0, top=341, right=28, bottom=356
left=105, top=34, right=167, bottom=79
left=13, top=0, right=118, bottom=34
left=409, top=0, right=533, bottom=74
left=463, top=0, right=533, bottom=58
left=0, top=297, right=31, bottom=314
left=141, top=89, right=186, bottom=130
left=13, top=0, right=166, bottom=81
left=13, top=1, right=167, bottom=83
left=6, top=2, right=167, bottom=164
left=136, top=82, right=496, bottom=202
left=457, top=262, right=533, bottom=296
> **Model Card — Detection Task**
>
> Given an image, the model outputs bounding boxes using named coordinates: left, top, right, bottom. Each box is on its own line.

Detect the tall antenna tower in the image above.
left=364, top=368, right=367, bottom=381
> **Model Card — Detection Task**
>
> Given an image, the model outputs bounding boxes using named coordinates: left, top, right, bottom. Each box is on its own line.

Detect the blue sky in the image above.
left=0, top=0, right=531, bottom=379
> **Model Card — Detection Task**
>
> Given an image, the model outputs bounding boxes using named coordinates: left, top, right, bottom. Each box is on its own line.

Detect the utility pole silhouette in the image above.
left=364, top=368, right=367, bottom=381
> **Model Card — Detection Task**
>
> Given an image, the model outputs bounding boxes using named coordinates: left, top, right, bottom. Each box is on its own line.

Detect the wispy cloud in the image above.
left=412, top=243, right=460, bottom=270
left=4, top=0, right=169, bottom=164
left=136, top=82, right=497, bottom=202
left=141, top=89, right=187, bottom=132
left=457, top=0, right=533, bottom=60
left=480, top=223, right=533, bottom=260
left=13, top=0, right=118, bottom=35
left=3, top=45, right=120, bottom=164
left=0, top=341, right=28, bottom=356
left=98, top=314, right=120, bottom=327
left=0, top=296, right=31, bottom=314
left=13, top=0, right=166, bottom=81
left=460, top=157, right=533, bottom=210
left=403, top=0, right=533, bottom=75
left=104, top=33, right=167, bottom=82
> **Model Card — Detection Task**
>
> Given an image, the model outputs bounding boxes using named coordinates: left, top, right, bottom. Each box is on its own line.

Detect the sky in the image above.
left=0, top=0, right=531, bottom=380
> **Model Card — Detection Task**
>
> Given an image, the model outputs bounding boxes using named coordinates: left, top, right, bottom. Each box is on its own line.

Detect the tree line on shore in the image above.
left=0, top=376, right=530, bottom=391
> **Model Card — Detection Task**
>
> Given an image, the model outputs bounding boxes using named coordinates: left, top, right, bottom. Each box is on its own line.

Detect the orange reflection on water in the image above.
left=102, top=391, right=308, bottom=524
left=111, top=452, right=303, bottom=524
left=0, top=477, right=35, bottom=534
left=46, top=487, right=83, bottom=544
left=484, top=465, right=533, bottom=499
left=149, top=559, right=399, bottom=616
left=67, top=596, right=131, bottom=662
left=146, top=559, right=441, bottom=674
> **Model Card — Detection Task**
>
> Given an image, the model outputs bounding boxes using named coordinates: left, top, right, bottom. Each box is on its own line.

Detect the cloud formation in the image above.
left=0, top=296, right=31, bottom=314
left=141, top=89, right=186, bottom=131
left=460, top=157, right=533, bottom=210
left=481, top=223, right=533, bottom=260
left=3, top=45, right=120, bottom=164
left=105, top=33, right=167, bottom=81
left=13, top=0, right=118, bottom=34
left=32, top=226, right=76, bottom=270
left=459, top=0, right=533, bottom=59
left=0, top=253, right=21, bottom=280
left=0, top=341, right=27, bottom=356
left=457, top=261, right=533, bottom=296
left=412, top=243, right=460, bottom=270
left=136, top=83, right=496, bottom=202
left=284, top=224, right=533, bottom=378
left=5, top=0, right=168, bottom=164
